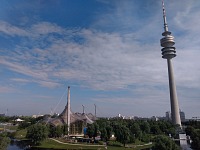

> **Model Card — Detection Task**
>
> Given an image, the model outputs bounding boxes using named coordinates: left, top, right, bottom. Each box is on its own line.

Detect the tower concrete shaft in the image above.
left=160, top=0, right=181, bottom=127
left=67, top=86, right=71, bottom=135
left=167, top=59, right=181, bottom=126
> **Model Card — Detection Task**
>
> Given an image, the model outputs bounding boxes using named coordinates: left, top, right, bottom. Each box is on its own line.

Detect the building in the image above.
left=165, top=110, right=185, bottom=122
left=0, top=114, right=5, bottom=117
left=180, top=110, right=185, bottom=122
left=46, top=86, right=97, bottom=136
left=165, top=111, right=171, bottom=121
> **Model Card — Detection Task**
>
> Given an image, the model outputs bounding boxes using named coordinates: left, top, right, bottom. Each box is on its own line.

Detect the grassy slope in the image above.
left=13, top=129, right=27, bottom=139
left=36, top=139, right=103, bottom=150
left=35, top=139, right=153, bottom=150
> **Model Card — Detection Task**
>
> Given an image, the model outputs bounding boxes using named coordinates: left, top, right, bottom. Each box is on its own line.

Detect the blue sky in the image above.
left=0, top=0, right=199, bottom=118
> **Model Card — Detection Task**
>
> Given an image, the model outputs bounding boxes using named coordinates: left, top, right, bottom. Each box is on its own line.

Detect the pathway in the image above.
left=50, top=138, right=105, bottom=147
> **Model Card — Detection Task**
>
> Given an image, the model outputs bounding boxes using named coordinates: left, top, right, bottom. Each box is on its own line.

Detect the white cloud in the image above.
left=0, top=86, right=16, bottom=93
left=0, top=21, right=29, bottom=36
left=0, top=20, right=199, bottom=91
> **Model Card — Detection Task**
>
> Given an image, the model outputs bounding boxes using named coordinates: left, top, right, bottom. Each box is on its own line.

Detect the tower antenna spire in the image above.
left=162, top=0, right=168, bottom=32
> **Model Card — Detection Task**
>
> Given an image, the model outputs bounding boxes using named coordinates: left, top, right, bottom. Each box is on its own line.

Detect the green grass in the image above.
left=34, top=138, right=153, bottom=150
left=35, top=139, right=104, bottom=150
left=0, top=125, right=18, bottom=130
left=13, top=128, right=27, bottom=139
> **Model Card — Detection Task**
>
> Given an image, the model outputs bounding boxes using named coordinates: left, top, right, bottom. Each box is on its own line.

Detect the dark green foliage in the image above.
left=130, top=123, right=142, bottom=139
left=86, top=124, right=95, bottom=138
left=0, top=133, right=11, bottom=150
left=62, top=124, right=68, bottom=135
left=184, top=120, right=200, bottom=129
left=18, top=122, right=31, bottom=130
left=48, top=124, right=68, bottom=138
left=55, top=125, right=63, bottom=137
left=184, top=122, right=200, bottom=149
left=150, top=124, right=162, bottom=135
left=141, top=133, right=150, bottom=143
left=185, top=126, right=195, bottom=136
left=98, top=140, right=104, bottom=145
left=100, top=128, right=107, bottom=141
left=107, top=141, right=122, bottom=147
left=99, top=121, right=113, bottom=141
left=26, top=123, right=49, bottom=145
left=152, top=135, right=180, bottom=150
left=190, top=129, right=200, bottom=149
left=87, top=118, right=177, bottom=147
left=49, top=125, right=56, bottom=137
left=140, top=121, right=150, bottom=134
left=186, top=127, right=200, bottom=149
left=86, top=122, right=99, bottom=139
left=112, top=123, right=130, bottom=147
left=0, top=116, right=10, bottom=122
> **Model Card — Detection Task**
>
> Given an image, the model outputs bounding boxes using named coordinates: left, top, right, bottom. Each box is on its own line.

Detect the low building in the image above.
left=45, top=86, right=97, bottom=136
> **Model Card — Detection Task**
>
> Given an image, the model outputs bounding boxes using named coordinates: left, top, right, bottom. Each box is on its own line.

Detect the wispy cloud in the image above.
left=0, top=18, right=199, bottom=91
left=0, top=21, right=29, bottom=36
left=0, top=86, right=16, bottom=93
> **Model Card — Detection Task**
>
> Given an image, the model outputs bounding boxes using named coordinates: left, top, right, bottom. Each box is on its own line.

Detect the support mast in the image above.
left=67, top=86, right=71, bottom=135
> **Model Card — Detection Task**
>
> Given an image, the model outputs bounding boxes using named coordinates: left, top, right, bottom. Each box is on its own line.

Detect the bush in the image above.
left=98, top=141, right=104, bottom=145
left=0, top=133, right=11, bottom=150
left=152, top=135, right=180, bottom=150
left=26, top=123, right=49, bottom=145
left=141, top=133, right=150, bottom=143
left=107, top=141, right=122, bottom=147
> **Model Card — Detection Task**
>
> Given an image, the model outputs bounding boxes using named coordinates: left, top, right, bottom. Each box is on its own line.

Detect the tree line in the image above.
left=87, top=118, right=180, bottom=149
left=184, top=120, right=200, bottom=149
left=0, top=116, right=181, bottom=149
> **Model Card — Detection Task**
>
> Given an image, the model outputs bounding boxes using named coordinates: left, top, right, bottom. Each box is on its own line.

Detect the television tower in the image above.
left=160, top=0, right=181, bottom=127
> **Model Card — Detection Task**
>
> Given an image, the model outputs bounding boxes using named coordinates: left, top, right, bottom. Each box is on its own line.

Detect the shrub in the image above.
left=98, top=141, right=104, bottom=145
left=107, top=141, right=122, bottom=147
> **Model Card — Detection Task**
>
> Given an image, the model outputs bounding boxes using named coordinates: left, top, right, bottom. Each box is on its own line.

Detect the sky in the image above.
left=0, top=0, right=199, bottom=119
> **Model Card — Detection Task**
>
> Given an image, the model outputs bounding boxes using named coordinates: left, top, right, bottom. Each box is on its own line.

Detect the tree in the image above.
left=48, top=124, right=68, bottom=138
left=87, top=124, right=95, bottom=138
left=113, top=123, right=130, bottom=147
left=105, top=124, right=113, bottom=141
left=62, top=124, right=68, bottom=135
left=190, top=129, right=200, bottom=149
left=130, top=123, right=142, bottom=139
left=185, top=126, right=195, bottom=136
left=26, top=123, right=49, bottom=145
left=151, top=124, right=162, bottom=135
left=100, top=128, right=108, bottom=141
left=87, top=123, right=99, bottom=140
left=49, top=125, right=56, bottom=137
left=55, top=125, right=63, bottom=137
left=93, top=123, right=100, bottom=138
left=152, top=135, right=180, bottom=150
left=141, top=133, right=150, bottom=143
left=0, top=133, right=10, bottom=150
left=140, top=121, right=150, bottom=134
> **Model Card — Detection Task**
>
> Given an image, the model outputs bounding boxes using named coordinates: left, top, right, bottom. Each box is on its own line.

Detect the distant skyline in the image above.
left=0, top=0, right=199, bottom=118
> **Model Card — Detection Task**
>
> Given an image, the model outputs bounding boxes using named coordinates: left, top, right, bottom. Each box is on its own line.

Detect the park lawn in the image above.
left=35, top=139, right=153, bottom=150
left=35, top=139, right=104, bottom=150
left=0, top=125, right=18, bottom=130
left=13, top=128, right=27, bottom=139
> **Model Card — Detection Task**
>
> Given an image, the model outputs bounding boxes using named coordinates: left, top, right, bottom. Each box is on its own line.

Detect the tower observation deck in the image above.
left=160, top=0, right=182, bottom=127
